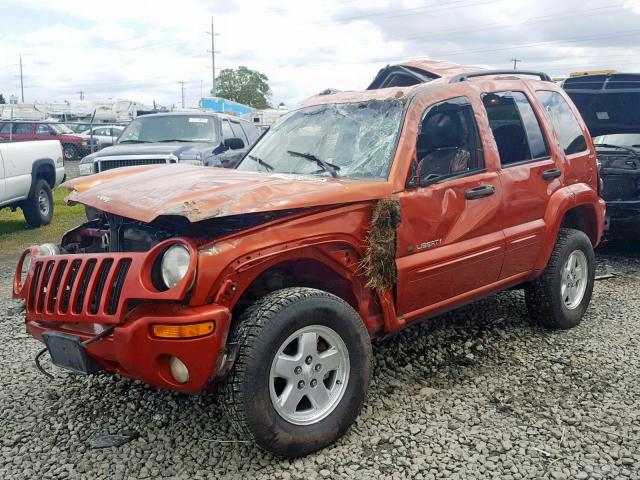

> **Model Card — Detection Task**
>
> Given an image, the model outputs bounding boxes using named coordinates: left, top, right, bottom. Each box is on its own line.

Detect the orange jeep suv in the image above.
left=14, top=61, right=605, bottom=457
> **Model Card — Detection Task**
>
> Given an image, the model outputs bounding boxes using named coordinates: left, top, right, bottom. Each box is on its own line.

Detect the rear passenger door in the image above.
left=481, top=90, right=560, bottom=278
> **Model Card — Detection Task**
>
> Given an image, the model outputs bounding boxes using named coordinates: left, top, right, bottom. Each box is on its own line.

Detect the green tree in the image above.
left=216, top=66, right=271, bottom=109
left=0, top=94, right=5, bottom=104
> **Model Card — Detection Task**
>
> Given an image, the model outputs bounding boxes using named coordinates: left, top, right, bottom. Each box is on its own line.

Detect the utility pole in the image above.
left=18, top=55, right=24, bottom=102
left=178, top=81, right=187, bottom=108
left=511, top=58, right=522, bottom=70
left=205, top=18, right=220, bottom=97
left=77, top=91, right=85, bottom=100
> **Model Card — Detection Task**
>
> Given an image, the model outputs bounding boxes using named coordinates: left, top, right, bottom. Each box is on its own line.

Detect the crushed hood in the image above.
left=63, top=164, right=393, bottom=223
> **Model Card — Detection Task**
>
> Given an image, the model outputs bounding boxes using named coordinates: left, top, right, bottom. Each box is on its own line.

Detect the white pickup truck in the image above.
left=0, top=140, right=65, bottom=227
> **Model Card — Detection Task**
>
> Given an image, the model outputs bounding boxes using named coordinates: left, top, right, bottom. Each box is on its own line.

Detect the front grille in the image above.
left=98, top=158, right=173, bottom=172
left=28, top=256, right=132, bottom=319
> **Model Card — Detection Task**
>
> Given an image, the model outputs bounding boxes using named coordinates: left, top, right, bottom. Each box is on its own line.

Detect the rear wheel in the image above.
left=221, top=287, right=372, bottom=457
left=525, top=228, right=595, bottom=329
left=23, top=179, right=53, bottom=228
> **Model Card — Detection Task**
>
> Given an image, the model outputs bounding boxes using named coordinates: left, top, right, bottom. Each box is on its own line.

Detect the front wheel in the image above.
left=221, top=287, right=372, bottom=457
left=525, top=228, right=595, bottom=329
left=62, top=144, right=78, bottom=161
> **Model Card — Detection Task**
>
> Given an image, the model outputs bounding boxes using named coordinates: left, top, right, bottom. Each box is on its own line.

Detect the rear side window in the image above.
left=482, top=91, right=549, bottom=166
left=14, top=123, right=32, bottom=134
left=0, top=123, right=11, bottom=134
left=535, top=90, right=587, bottom=155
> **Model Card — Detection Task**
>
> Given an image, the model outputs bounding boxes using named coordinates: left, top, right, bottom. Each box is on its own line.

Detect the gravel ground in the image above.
left=1, top=241, right=639, bottom=479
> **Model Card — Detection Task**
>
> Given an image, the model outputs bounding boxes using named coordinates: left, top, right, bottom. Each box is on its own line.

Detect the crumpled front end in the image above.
left=13, top=239, right=231, bottom=393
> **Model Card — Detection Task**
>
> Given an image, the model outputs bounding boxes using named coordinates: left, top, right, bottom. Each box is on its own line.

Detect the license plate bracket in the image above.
left=42, top=332, right=103, bottom=375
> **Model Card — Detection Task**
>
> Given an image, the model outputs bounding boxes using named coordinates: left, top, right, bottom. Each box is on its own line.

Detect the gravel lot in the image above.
left=1, top=241, right=639, bottom=480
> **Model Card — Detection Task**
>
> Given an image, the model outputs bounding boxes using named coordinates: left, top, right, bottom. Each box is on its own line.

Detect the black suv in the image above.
left=78, top=112, right=260, bottom=176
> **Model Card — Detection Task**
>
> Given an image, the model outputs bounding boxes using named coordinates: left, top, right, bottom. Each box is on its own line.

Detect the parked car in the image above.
left=0, top=140, right=64, bottom=227
left=563, top=73, right=640, bottom=237
left=77, top=112, right=260, bottom=176
left=13, top=63, right=604, bottom=457
left=77, top=125, right=125, bottom=150
left=0, top=121, right=89, bottom=160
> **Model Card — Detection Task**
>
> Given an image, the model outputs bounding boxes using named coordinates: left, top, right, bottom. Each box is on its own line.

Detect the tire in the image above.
left=221, top=287, right=372, bottom=457
left=23, top=179, right=53, bottom=228
left=62, top=144, right=78, bottom=161
left=525, top=228, right=595, bottom=329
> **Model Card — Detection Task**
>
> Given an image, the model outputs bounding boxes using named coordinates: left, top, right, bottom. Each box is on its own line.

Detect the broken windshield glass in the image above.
left=236, top=100, right=404, bottom=180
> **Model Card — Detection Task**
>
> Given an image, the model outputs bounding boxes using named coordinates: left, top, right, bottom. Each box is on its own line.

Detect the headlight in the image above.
left=179, top=159, right=203, bottom=166
left=79, top=163, right=95, bottom=176
left=160, top=244, right=191, bottom=289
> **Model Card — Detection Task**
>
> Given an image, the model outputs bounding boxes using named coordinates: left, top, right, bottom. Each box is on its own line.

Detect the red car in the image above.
left=0, top=121, right=89, bottom=160
left=14, top=62, right=605, bottom=456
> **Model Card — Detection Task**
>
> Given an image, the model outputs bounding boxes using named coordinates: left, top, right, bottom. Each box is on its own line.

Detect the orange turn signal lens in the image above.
left=151, top=321, right=214, bottom=339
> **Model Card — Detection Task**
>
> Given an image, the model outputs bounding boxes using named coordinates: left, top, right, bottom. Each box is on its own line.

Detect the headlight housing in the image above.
left=178, top=159, right=203, bottom=166
left=160, top=244, right=191, bottom=289
left=79, top=162, right=95, bottom=176
left=20, top=252, right=32, bottom=286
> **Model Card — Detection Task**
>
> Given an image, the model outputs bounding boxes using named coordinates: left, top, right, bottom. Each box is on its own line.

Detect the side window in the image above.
left=535, top=90, right=588, bottom=155
left=14, top=123, right=32, bottom=134
left=416, top=96, right=484, bottom=183
left=35, top=124, right=50, bottom=135
left=229, top=121, right=248, bottom=144
left=482, top=91, right=549, bottom=166
left=0, top=124, right=9, bottom=134
left=221, top=119, right=233, bottom=140
left=240, top=121, right=258, bottom=144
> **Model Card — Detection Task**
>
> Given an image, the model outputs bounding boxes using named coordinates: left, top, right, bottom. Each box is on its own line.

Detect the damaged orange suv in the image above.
left=14, top=61, right=605, bottom=457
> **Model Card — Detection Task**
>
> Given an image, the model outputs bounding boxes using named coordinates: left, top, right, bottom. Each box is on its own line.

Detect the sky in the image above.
left=0, top=0, right=639, bottom=109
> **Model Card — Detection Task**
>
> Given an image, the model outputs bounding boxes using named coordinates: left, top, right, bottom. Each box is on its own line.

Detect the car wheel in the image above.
left=23, top=179, right=53, bottom=228
left=221, top=287, right=372, bottom=457
left=525, top=228, right=595, bottom=329
left=62, top=144, right=78, bottom=161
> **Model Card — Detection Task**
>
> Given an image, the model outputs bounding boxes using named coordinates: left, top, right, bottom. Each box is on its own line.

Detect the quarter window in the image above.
left=416, top=96, right=484, bottom=184
left=482, top=91, right=549, bottom=166
left=536, top=90, right=588, bottom=155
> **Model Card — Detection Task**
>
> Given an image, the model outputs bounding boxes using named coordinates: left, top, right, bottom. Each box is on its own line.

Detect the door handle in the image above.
left=542, top=168, right=562, bottom=180
left=465, top=185, right=496, bottom=200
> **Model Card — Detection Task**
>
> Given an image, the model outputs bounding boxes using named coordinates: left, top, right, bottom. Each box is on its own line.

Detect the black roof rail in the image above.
left=449, top=70, right=552, bottom=83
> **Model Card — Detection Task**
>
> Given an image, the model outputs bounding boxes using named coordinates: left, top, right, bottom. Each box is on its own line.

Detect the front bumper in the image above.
left=27, top=303, right=231, bottom=393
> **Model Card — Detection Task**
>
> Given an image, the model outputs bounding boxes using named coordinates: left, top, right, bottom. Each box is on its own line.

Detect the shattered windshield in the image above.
left=236, top=100, right=404, bottom=180
left=118, top=115, right=218, bottom=143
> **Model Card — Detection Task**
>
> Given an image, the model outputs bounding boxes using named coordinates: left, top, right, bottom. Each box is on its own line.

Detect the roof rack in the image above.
left=449, top=70, right=552, bottom=83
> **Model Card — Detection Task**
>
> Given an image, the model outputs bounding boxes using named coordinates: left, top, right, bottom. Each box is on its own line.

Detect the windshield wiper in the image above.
left=286, top=150, right=340, bottom=178
left=246, top=154, right=274, bottom=171
left=118, top=139, right=151, bottom=144
left=157, top=139, right=195, bottom=143
left=595, top=143, right=640, bottom=157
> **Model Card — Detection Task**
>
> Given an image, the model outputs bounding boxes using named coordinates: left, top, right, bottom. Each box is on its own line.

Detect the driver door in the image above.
left=395, top=96, right=505, bottom=319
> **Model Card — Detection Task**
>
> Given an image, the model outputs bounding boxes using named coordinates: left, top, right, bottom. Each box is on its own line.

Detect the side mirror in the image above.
left=224, top=137, right=245, bottom=150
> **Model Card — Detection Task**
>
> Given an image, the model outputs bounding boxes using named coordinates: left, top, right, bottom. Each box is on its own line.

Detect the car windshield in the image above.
left=118, top=115, right=218, bottom=143
left=236, top=100, right=404, bottom=180
left=594, top=133, right=640, bottom=148
left=50, top=123, right=74, bottom=134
